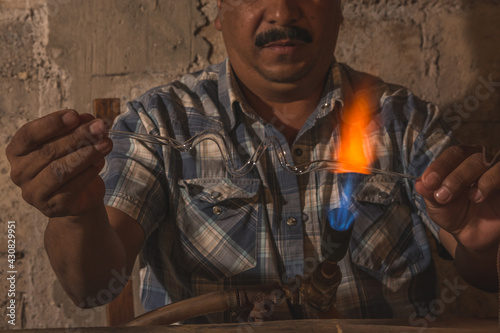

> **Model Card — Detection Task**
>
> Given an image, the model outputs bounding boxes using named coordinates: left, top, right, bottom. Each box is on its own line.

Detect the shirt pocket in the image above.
left=349, top=176, right=424, bottom=280
left=176, top=177, right=260, bottom=281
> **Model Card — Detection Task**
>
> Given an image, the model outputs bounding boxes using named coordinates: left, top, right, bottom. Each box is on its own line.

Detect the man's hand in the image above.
left=6, top=110, right=112, bottom=218
left=5, top=110, right=143, bottom=306
left=415, top=144, right=500, bottom=291
left=415, top=145, right=500, bottom=254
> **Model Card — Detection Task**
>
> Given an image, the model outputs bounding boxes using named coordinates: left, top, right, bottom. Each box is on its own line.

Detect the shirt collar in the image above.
left=217, top=58, right=352, bottom=132
left=217, top=59, right=248, bottom=133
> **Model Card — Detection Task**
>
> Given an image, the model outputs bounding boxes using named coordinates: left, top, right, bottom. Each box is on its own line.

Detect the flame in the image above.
left=335, top=92, right=375, bottom=174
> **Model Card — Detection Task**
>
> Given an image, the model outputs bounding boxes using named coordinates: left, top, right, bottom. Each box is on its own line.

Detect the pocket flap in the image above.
left=354, top=174, right=402, bottom=205
left=179, top=178, right=260, bottom=204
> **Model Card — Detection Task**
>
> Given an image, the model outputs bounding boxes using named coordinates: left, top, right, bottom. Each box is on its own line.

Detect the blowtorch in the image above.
left=126, top=207, right=355, bottom=326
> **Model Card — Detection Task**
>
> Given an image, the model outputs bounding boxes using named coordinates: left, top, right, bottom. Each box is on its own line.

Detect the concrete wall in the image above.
left=1, top=0, right=499, bottom=329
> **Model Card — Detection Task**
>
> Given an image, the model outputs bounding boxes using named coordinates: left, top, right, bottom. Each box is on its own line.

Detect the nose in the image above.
left=264, top=0, right=301, bottom=26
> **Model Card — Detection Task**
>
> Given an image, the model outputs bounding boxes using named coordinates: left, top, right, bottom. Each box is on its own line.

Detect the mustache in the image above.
left=255, top=27, right=313, bottom=47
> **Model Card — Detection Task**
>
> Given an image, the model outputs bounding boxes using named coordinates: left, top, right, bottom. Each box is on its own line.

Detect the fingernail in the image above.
left=102, top=118, right=112, bottom=129
left=62, top=111, right=78, bottom=126
left=90, top=120, right=106, bottom=136
left=424, top=172, right=441, bottom=188
left=470, top=187, right=484, bottom=203
left=435, top=186, right=451, bottom=202
left=94, top=139, right=111, bottom=152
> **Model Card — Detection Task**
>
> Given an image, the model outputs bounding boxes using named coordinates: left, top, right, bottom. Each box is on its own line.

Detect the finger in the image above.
left=420, top=145, right=482, bottom=190
left=79, top=113, right=95, bottom=124
left=34, top=118, right=109, bottom=172
left=42, top=162, right=107, bottom=217
left=11, top=118, right=109, bottom=186
left=415, top=176, right=440, bottom=207
left=7, top=110, right=81, bottom=157
left=20, top=138, right=112, bottom=210
left=471, top=162, right=500, bottom=203
left=93, top=157, right=107, bottom=173
left=434, top=152, right=490, bottom=204
left=44, top=137, right=113, bottom=194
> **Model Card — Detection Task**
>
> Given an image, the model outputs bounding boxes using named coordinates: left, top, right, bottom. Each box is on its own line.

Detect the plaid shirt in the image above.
left=102, top=59, right=453, bottom=323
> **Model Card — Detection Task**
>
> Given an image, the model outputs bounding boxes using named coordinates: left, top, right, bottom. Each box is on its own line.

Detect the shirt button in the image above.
left=213, top=206, right=223, bottom=215
left=378, top=192, right=390, bottom=200
left=211, top=191, right=221, bottom=199
left=286, top=217, right=298, bottom=226
left=302, top=213, right=309, bottom=222
left=294, top=148, right=303, bottom=157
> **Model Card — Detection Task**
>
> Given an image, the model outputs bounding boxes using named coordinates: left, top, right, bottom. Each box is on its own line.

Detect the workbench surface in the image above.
left=7, top=318, right=499, bottom=332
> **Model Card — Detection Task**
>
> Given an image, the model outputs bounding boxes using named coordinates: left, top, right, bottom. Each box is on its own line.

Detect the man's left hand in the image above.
left=415, top=145, right=500, bottom=254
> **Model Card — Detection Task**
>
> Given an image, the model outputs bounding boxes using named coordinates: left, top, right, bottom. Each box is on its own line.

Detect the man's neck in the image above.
left=236, top=74, right=327, bottom=145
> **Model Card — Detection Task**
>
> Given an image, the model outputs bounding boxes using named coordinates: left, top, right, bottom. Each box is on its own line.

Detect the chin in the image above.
left=257, top=67, right=309, bottom=84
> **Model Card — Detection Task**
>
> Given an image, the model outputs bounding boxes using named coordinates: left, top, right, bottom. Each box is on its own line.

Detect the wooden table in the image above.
left=11, top=318, right=499, bottom=332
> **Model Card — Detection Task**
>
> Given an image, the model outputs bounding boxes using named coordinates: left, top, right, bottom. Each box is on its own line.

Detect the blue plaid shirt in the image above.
left=102, top=59, right=453, bottom=323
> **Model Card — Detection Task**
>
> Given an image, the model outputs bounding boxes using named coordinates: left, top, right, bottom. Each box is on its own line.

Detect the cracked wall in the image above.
left=1, top=0, right=499, bottom=329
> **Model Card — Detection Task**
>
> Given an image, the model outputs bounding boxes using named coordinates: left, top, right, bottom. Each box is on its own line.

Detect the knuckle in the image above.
left=64, top=131, right=81, bottom=151
left=44, top=199, right=62, bottom=218
left=16, top=125, right=36, bottom=151
left=66, top=147, right=91, bottom=170
left=444, top=173, right=467, bottom=190
left=74, top=124, right=95, bottom=147
left=40, top=143, right=58, bottom=161
left=10, top=167, right=23, bottom=185
left=20, top=185, right=37, bottom=206
left=79, top=144, right=96, bottom=159
left=50, top=161, right=70, bottom=183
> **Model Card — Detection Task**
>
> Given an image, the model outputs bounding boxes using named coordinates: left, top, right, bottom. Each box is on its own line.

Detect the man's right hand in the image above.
left=6, top=109, right=113, bottom=218
left=6, top=109, right=145, bottom=307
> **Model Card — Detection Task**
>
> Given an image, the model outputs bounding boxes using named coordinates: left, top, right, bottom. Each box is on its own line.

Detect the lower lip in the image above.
left=264, top=45, right=301, bottom=55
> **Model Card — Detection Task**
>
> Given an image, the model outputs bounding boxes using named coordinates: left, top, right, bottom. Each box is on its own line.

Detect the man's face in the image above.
left=216, top=0, right=343, bottom=86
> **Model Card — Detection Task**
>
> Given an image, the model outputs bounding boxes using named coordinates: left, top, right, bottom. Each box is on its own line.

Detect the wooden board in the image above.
left=10, top=318, right=500, bottom=332
left=93, top=98, right=120, bottom=127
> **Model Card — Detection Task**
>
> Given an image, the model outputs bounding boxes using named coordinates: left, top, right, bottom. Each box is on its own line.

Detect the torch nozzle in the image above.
left=321, top=260, right=340, bottom=279
left=322, top=208, right=355, bottom=263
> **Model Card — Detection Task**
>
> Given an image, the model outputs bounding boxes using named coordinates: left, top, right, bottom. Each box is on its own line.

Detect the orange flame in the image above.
left=335, top=92, right=375, bottom=174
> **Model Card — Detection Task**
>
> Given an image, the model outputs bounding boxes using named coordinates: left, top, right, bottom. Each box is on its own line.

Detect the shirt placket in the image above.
left=263, top=124, right=305, bottom=280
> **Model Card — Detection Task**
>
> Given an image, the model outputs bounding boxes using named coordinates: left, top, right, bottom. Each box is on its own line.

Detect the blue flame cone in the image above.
left=323, top=208, right=355, bottom=263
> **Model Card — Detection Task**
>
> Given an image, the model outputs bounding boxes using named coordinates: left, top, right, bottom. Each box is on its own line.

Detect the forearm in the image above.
left=44, top=205, right=129, bottom=307
left=454, top=241, right=499, bottom=292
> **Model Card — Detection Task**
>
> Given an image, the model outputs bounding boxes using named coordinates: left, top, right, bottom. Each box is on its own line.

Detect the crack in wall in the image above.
left=187, top=0, right=215, bottom=72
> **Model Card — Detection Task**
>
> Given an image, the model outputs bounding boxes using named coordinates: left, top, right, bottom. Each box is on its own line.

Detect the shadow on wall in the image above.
left=446, top=0, right=500, bottom=152
left=429, top=0, right=500, bottom=321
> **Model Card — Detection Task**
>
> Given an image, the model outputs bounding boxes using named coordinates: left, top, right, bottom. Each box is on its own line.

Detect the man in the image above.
left=6, top=0, right=500, bottom=323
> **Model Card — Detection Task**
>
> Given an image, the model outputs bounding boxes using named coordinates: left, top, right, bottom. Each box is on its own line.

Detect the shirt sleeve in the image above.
left=101, top=98, right=170, bottom=238
left=401, top=93, right=457, bottom=241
